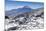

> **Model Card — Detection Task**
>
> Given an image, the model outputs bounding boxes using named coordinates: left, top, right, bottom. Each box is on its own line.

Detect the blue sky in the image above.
left=5, top=0, right=44, bottom=11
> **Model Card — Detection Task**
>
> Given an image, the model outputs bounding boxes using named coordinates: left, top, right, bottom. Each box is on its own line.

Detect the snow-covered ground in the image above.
left=5, top=9, right=44, bottom=31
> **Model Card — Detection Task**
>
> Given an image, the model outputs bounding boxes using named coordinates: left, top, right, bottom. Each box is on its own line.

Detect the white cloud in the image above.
left=11, top=0, right=44, bottom=2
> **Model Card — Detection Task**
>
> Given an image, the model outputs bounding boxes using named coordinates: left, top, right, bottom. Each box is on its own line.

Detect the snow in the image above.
left=5, top=10, right=44, bottom=31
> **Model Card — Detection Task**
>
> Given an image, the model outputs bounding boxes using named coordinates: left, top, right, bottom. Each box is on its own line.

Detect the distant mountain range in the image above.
left=5, top=6, right=44, bottom=17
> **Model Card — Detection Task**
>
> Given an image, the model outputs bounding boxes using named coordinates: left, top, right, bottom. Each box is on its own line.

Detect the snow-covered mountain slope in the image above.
left=5, top=7, right=44, bottom=31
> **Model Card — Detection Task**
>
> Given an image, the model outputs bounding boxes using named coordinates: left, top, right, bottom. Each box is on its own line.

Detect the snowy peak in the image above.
left=23, top=6, right=30, bottom=8
left=5, top=6, right=32, bottom=16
